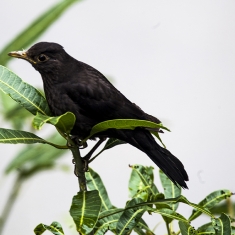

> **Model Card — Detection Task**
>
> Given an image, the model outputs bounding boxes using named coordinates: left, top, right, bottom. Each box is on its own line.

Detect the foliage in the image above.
left=0, top=1, right=82, bottom=235
left=35, top=166, right=234, bottom=235
left=0, top=1, right=234, bottom=233
left=0, top=0, right=81, bottom=66
left=0, top=65, right=234, bottom=235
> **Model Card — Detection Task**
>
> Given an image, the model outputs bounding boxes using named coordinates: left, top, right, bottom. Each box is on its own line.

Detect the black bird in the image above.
left=8, top=42, right=188, bottom=188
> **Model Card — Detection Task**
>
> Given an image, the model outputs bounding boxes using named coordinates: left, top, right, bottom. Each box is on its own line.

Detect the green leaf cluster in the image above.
left=34, top=166, right=235, bottom=235
left=0, top=2, right=82, bottom=235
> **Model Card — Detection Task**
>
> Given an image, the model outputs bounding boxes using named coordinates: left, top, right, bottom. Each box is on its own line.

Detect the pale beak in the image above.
left=8, top=50, right=35, bottom=64
left=8, top=50, right=27, bottom=59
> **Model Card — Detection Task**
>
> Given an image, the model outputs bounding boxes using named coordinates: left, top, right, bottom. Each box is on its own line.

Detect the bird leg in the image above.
left=82, top=137, right=106, bottom=171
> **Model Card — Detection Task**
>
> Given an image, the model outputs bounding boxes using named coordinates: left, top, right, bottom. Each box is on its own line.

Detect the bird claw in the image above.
left=72, top=158, right=89, bottom=177
left=82, top=158, right=89, bottom=172
left=70, top=136, right=88, bottom=149
left=72, top=159, right=78, bottom=177
left=79, top=142, right=88, bottom=149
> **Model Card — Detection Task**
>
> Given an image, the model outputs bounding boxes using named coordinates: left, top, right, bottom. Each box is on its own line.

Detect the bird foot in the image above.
left=72, top=158, right=89, bottom=177
left=72, top=137, right=107, bottom=177
left=72, top=159, right=78, bottom=177
left=70, top=136, right=88, bottom=149
left=82, top=158, right=89, bottom=172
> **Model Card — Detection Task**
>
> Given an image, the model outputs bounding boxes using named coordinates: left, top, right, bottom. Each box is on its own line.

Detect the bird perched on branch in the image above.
left=9, top=42, right=188, bottom=188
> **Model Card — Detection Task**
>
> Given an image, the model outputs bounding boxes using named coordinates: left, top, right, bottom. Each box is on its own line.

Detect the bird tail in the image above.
left=116, top=129, right=189, bottom=188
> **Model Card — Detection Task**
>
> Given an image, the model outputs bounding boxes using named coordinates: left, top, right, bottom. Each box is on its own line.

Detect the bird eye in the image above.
left=37, top=54, right=48, bottom=62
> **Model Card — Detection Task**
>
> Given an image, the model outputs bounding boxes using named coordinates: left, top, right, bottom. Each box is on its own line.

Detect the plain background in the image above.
left=1, top=0, right=235, bottom=234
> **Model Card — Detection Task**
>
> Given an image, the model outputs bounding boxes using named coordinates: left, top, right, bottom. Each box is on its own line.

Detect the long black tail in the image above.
left=114, top=129, right=189, bottom=188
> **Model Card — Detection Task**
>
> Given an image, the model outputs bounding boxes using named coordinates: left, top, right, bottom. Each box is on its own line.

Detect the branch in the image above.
left=67, top=136, right=87, bottom=192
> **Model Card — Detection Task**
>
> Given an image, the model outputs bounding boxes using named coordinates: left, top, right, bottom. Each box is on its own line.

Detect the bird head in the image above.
left=8, top=42, right=67, bottom=75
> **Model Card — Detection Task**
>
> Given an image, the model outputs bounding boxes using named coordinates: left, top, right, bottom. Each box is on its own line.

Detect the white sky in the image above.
left=1, top=0, right=235, bottom=234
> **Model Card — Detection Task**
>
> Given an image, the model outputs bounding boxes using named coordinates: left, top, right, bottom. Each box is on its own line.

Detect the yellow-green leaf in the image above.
left=0, top=65, right=50, bottom=115
left=116, top=198, right=146, bottom=235
left=70, top=190, right=102, bottom=235
left=212, top=213, right=232, bottom=235
left=189, top=190, right=232, bottom=221
left=34, top=221, right=64, bottom=235
left=179, top=221, right=197, bottom=235
left=86, top=168, right=114, bottom=211
left=83, top=119, right=169, bottom=142
left=5, top=133, right=66, bottom=173
left=0, top=128, right=47, bottom=144
left=33, top=112, right=75, bottom=134
left=159, top=170, right=181, bottom=212
left=128, top=164, right=159, bottom=201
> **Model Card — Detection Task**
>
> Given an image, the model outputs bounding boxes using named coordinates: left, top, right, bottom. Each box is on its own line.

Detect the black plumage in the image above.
left=8, top=42, right=189, bottom=188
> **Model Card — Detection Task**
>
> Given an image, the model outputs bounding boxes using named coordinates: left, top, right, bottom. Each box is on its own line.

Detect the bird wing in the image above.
left=64, top=62, right=153, bottom=123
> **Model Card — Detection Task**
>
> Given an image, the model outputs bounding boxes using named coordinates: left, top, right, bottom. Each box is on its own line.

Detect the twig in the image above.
left=0, top=173, right=24, bottom=235
left=67, top=136, right=87, bottom=192
left=165, top=222, right=171, bottom=235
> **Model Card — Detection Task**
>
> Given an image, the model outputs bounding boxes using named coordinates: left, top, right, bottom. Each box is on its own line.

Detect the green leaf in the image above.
left=34, top=221, right=64, bottom=235
left=232, top=226, right=235, bottom=234
left=0, top=128, right=47, bottom=144
left=99, top=196, right=199, bottom=233
left=98, top=208, right=124, bottom=220
left=33, top=112, right=75, bottom=134
left=1, top=97, right=33, bottom=129
left=5, top=133, right=66, bottom=173
left=134, top=218, right=154, bottom=235
left=69, top=190, right=102, bottom=235
left=197, top=222, right=215, bottom=234
left=210, top=201, right=235, bottom=215
left=159, top=169, right=181, bottom=211
left=179, top=221, right=197, bottom=235
left=151, top=130, right=167, bottom=148
left=83, top=119, right=169, bottom=142
left=116, top=198, right=146, bottom=235
left=132, top=195, right=213, bottom=219
left=95, top=208, right=122, bottom=235
left=0, top=65, right=50, bottom=115
left=94, top=219, right=118, bottom=235
left=189, top=190, right=232, bottom=221
left=212, top=213, right=232, bottom=235
left=85, top=168, right=114, bottom=211
left=128, top=164, right=159, bottom=201
left=133, top=227, right=146, bottom=235
left=102, top=138, right=126, bottom=150
left=152, top=208, right=188, bottom=223
left=0, top=0, right=80, bottom=65
left=167, top=195, right=213, bottom=218
left=0, top=127, right=67, bottom=151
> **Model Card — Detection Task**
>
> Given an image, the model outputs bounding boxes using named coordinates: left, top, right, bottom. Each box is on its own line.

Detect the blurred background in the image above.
left=0, top=0, right=235, bottom=234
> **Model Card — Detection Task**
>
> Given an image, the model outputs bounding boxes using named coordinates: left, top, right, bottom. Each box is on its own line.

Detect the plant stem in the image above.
left=227, top=197, right=234, bottom=218
left=0, top=173, right=24, bottom=235
left=165, top=222, right=171, bottom=235
left=67, top=136, right=87, bottom=192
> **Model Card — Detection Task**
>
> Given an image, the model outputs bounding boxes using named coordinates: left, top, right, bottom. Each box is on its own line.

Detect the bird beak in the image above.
left=8, top=50, right=27, bottom=59
left=8, top=50, right=36, bottom=64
